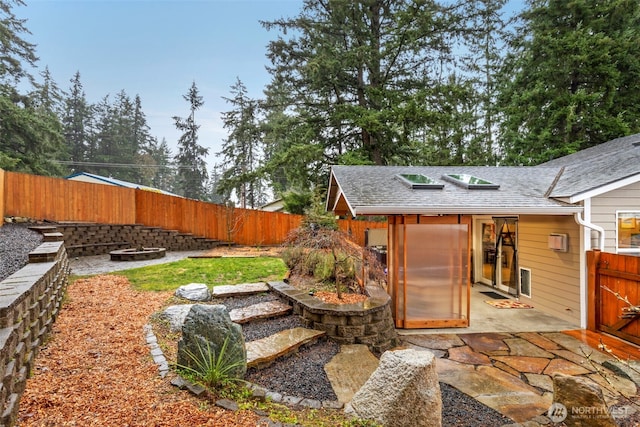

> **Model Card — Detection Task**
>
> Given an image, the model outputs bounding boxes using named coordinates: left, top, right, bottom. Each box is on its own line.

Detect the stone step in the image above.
left=43, top=232, right=64, bottom=242
left=211, top=282, right=269, bottom=298
left=28, top=225, right=58, bottom=234
left=324, top=344, right=380, bottom=404
left=246, top=327, right=326, bottom=369
left=229, top=300, right=292, bottom=324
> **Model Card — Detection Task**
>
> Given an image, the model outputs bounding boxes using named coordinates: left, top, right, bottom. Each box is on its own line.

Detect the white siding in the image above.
left=518, top=215, right=581, bottom=324
left=591, top=181, right=640, bottom=253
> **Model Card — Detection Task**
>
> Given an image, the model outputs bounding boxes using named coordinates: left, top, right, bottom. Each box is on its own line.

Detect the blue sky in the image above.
left=19, top=0, right=302, bottom=167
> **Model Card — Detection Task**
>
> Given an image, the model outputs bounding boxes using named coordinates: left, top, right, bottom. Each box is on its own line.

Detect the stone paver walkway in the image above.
left=402, top=331, right=639, bottom=423
left=229, top=300, right=292, bottom=324
left=212, top=282, right=270, bottom=297
left=324, top=344, right=380, bottom=404
left=246, top=327, right=326, bottom=368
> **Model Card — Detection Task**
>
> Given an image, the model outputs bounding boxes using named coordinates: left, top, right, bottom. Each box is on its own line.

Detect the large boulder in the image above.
left=349, top=348, right=441, bottom=427
left=161, top=304, right=194, bottom=332
left=552, top=374, right=616, bottom=427
left=177, top=304, right=247, bottom=379
left=175, top=283, right=210, bottom=301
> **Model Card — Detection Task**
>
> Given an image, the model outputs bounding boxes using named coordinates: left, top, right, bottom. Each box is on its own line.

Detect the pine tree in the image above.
left=497, top=0, right=640, bottom=164
left=62, top=72, right=94, bottom=173
left=207, top=163, right=226, bottom=204
left=218, top=78, right=266, bottom=209
left=459, top=0, right=511, bottom=165
left=0, top=0, right=64, bottom=175
left=261, top=0, right=461, bottom=176
left=147, top=137, right=176, bottom=192
left=173, top=81, right=209, bottom=200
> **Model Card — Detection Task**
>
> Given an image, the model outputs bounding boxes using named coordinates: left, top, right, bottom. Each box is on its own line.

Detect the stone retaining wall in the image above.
left=0, top=241, right=69, bottom=426
left=53, top=223, right=225, bottom=257
left=268, top=281, right=398, bottom=354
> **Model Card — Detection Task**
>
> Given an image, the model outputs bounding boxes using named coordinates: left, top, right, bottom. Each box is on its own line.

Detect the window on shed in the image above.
left=617, top=211, right=640, bottom=253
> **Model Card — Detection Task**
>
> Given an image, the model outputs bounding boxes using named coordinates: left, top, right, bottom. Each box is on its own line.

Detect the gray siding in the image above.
left=591, top=181, right=640, bottom=253
left=518, top=215, right=581, bottom=325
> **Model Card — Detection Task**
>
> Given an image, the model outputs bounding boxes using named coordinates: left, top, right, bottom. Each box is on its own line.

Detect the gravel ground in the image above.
left=0, top=223, right=43, bottom=281
left=214, top=295, right=513, bottom=426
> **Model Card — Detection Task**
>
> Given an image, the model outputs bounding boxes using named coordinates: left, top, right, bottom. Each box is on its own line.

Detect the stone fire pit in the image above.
left=109, top=247, right=166, bottom=261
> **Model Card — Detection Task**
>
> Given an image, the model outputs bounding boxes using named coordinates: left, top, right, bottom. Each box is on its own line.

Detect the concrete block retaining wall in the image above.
left=268, top=281, right=399, bottom=354
left=53, top=223, right=224, bottom=257
left=0, top=241, right=69, bottom=426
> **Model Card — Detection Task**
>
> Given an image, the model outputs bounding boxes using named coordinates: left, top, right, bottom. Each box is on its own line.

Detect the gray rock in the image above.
left=552, top=373, right=616, bottom=427
left=216, top=398, right=239, bottom=411
left=177, top=304, right=247, bottom=379
left=161, top=304, right=194, bottom=332
left=175, top=283, right=210, bottom=301
left=349, top=348, right=442, bottom=427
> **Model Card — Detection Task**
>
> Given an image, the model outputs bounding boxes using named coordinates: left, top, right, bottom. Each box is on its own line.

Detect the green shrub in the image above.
left=312, top=251, right=335, bottom=282
left=281, top=246, right=305, bottom=270
left=177, top=336, right=245, bottom=390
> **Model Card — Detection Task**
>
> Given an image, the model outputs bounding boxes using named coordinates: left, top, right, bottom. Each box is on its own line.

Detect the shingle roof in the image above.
left=538, top=133, right=640, bottom=199
left=329, top=165, right=580, bottom=216
left=328, top=133, right=640, bottom=216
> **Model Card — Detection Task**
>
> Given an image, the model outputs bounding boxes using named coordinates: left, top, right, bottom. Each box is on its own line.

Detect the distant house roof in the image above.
left=327, top=132, right=640, bottom=217
left=65, top=172, right=181, bottom=197
left=259, top=198, right=286, bottom=212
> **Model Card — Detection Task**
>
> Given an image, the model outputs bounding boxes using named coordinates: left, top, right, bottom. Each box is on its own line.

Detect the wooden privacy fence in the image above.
left=588, top=250, right=640, bottom=345
left=0, top=170, right=386, bottom=246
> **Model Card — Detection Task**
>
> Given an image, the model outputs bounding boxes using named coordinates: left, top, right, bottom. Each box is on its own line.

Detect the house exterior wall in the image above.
left=517, top=215, right=581, bottom=325
left=590, top=181, right=640, bottom=253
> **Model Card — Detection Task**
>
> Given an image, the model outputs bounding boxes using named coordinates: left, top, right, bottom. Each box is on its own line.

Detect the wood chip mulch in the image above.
left=312, top=291, right=369, bottom=305
left=17, top=275, right=263, bottom=427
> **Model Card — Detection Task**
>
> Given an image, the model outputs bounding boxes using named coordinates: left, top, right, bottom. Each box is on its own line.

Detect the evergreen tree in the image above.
left=89, top=90, right=152, bottom=182
left=261, top=0, right=460, bottom=179
left=146, top=137, right=176, bottom=192
left=91, top=95, right=117, bottom=177
left=207, top=163, right=226, bottom=204
left=0, top=0, right=64, bottom=175
left=0, top=0, right=36, bottom=88
left=28, top=66, right=67, bottom=173
left=218, top=78, right=266, bottom=209
left=459, top=0, right=510, bottom=165
left=109, top=90, right=139, bottom=182
left=497, top=0, right=640, bottom=164
left=62, top=72, right=94, bottom=172
left=173, top=81, right=209, bottom=200
left=260, top=80, right=325, bottom=195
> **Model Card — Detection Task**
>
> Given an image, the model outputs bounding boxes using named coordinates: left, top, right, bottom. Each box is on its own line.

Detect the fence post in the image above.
left=586, top=249, right=601, bottom=331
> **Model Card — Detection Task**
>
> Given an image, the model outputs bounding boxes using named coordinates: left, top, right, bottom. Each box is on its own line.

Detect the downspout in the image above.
left=574, top=212, right=604, bottom=251
left=575, top=211, right=604, bottom=329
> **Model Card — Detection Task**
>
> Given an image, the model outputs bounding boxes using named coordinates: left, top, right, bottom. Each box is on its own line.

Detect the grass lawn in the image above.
left=109, top=257, right=288, bottom=292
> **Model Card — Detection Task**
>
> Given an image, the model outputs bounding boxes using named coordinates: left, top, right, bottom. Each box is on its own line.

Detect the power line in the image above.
left=53, top=160, right=205, bottom=170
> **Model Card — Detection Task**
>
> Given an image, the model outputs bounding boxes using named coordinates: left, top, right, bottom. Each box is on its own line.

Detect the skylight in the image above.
left=442, top=174, right=500, bottom=189
left=395, top=173, right=444, bottom=189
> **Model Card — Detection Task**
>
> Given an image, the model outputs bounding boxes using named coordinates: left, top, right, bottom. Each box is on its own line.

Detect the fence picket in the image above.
left=0, top=169, right=386, bottom=246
